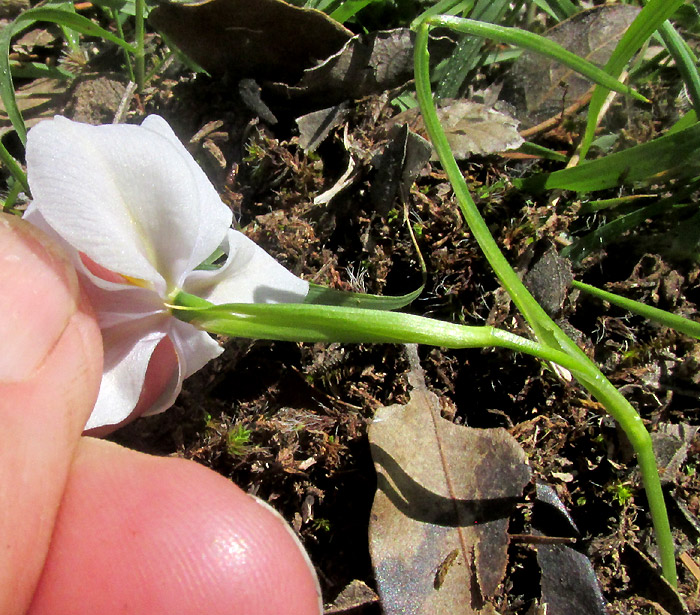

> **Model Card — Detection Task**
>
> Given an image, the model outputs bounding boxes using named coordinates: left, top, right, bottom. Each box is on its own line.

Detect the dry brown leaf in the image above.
left=368, top=346, right=531, bottom=614
left=501, top=4, right=640, bottom=127
left=149, top=0, right=352, bottom=80
left=537, top=544, right=607, bottom=615
left=272, top=28, right=416, bottom=104
left=388, top=100, right=524, bottom=160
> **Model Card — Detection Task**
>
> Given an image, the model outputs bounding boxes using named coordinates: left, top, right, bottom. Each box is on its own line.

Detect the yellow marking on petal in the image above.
left=122, top=274, right=153, bottom=290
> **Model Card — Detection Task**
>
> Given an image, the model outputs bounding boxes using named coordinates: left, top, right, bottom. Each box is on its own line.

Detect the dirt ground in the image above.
left=95, top=76, right=700, bottom=613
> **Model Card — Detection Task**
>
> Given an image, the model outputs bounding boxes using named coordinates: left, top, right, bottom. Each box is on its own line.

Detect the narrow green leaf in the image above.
left=330, top=0, right=374, bottom=23
left=562, top=197, right=695, bottom=264
left=578, top=0, right=685, bottom=160
left=0, top=139, right=29, bottom=193
left=667, top=110, right=697, bottom=135
left=9, top=61, right=74, bottom=80
left=304, top=281, right=423, bottom=310
left=436, top=0, right=512, bottom=98
left=573, top=280, right=700, bottom=340
left=517, top=121, right=700, bottom=193
left=428, top=16, right=650, bottom=103
left=0, top=8, right=136, bottom=144
left=657, top=19, right=700, bottom=119
left=517, top=141, right=568, bottom=162
left=410, top=0, right=472, bottom=30
left=534, top=0, right=576, bottom=21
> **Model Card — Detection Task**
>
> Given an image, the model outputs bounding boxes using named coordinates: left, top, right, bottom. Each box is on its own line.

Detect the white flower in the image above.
left=24, top=115, right=308, bottom=430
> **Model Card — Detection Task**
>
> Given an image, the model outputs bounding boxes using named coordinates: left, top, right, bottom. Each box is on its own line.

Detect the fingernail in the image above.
left=251, top=495, right=324, bottom=615
left=0, top=215, right=78, bottom=382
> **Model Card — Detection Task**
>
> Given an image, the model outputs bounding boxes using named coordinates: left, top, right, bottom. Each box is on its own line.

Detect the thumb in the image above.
left=0, top=214, right=103, bottom=614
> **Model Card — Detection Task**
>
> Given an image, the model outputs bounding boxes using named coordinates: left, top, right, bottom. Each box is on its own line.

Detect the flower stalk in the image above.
left=412, top=16, right=676, bottom=585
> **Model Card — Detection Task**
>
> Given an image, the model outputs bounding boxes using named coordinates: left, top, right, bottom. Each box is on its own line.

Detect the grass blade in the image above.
left=578, top=0, right=684, bottom=160
left=517, top=121, right=700, bottom=193
left=430, top=16, right=650, bottom=103
left=657, top=19, right=700, bottom=119
left=573, top=280, right=700, bottom=340
left=436, top=0, right=512, bottom=98
left=305, top=282, right=424, bottom=310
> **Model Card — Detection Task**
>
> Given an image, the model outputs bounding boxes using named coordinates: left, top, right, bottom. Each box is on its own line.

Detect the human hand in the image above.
left=0, top=214, right=322, bottom=614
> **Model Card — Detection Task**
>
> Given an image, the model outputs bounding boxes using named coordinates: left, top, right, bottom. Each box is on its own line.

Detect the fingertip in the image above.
left=29, top=439, right=322, bottom=615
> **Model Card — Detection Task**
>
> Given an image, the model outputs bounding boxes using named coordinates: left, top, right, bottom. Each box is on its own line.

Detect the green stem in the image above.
left=134, top=0, right=145, bottom=92
left=0, top=139, right=29, bottom=193
left=1, top=176, right=23, bottom=213
left=573, top=280, right=700, bottom=340
left=112, top=7, right=135, bottom=83
left=414, top=17, right=676, bottom=585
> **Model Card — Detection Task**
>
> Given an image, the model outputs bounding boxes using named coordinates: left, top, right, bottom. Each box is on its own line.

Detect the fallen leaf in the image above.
left=531, top=484, right=606, bottom=615
left=370, top=123, right=432, bottom=214
left=532, top=482, right=579, bottom=537
left=651, top=423, right=699, bottom=485
left=368, top=345, right=531, bottom=614
left=149, top=0, right=352, bottom=80
left=296, top=104, right=349, bottom=152
left=325, top=579, right=380, bottom=614
left=271, top=28, right=431, bottom=105
left=537, top=544, right=607, bottom=615
left=388, top=100, right=524, bottom=160
left=500, top=4, right=641, bottom=127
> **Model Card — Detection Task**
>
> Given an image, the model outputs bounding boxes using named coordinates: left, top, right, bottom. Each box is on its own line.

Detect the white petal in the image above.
left=84, top=316, right=169, bottom=430
left=79, top=279, right=167, bottom=330
left=26, top=115, right=232, bottom=292
left=184, top=229, right=309, bottom=304
left=170, top=318, right=224, bottom=378
left=139, top=319, right=223, bottom=417
left=25, top=206, right=170, bottom=328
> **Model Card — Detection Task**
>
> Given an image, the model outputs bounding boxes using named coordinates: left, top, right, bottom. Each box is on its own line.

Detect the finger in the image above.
left=28, top=438, right=323, bottom=615
left=0, top=215, right=103, bottom=615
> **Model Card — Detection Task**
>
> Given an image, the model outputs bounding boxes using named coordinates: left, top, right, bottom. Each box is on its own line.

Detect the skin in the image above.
left=0, top=214, right=322, bottom=615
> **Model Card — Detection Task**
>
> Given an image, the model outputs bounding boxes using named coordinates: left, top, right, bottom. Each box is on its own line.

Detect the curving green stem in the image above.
left=413, top=16, right=676, bottom=585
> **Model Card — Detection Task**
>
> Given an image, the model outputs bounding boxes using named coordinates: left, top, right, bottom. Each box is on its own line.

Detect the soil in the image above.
left=109, top=82, right=700, bottom=613
left=4, top=8, right=700, bottom=614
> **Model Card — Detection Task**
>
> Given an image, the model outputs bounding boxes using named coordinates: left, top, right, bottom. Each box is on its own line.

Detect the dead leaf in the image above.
left=325, top=579, right=380, bottom=614
left=368, top=345, right=531, bottom=614
left=537, top=544, right=607, bottom=615
left=652, top=423, right=699, bottom=485
left=296, top=104, right=349, bottom=152
left=388, top=100, right=524, bottom=160
left=370, top=123, right=431, bottom=214
left=149, top=0, right=352, bottom=80
left=270, top=28, right=426, bottom=105
left=500, top=4, right=641, bottom=127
